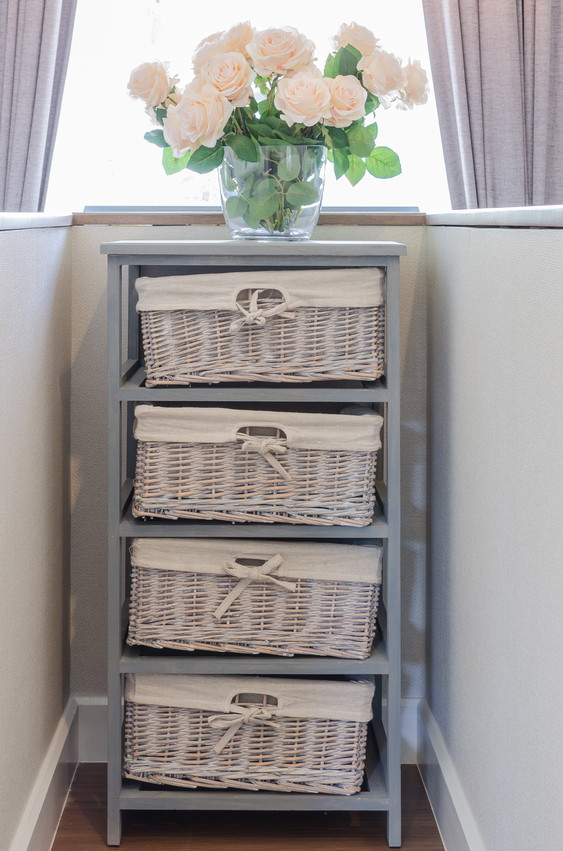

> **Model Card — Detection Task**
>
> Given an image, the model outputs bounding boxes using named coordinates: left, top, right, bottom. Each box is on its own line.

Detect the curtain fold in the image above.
left=422, top=0, right=563, bottom=208
left=0, top=0, right=77, bottom=212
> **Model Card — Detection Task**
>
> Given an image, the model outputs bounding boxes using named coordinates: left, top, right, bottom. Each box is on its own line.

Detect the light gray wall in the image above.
left=70, top=223, right=427, bottom=698
left=0, top=227, right=72, bottom=851
left=426, top=226, right=563, bottom=851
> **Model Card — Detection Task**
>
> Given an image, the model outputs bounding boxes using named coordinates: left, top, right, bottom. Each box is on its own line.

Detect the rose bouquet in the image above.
left=128, top=21, right=429, bottom=239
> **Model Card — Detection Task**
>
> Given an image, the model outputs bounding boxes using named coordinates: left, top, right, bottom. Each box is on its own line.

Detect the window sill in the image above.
left=71, top=210, right=427, bottom=227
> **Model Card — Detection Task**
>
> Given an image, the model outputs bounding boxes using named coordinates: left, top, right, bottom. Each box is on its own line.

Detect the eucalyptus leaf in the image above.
left=226, top=134, right=258, bottom=163
left=301, top=148, right=318, bottom=178
left=253, top=177, right=279, bottom=196
left=333, top=148, right=350, bottom=180
left=366, top=146, right=402, bottom=179
left=162, top=146, right=191, bottom=175
left=225, top=195, right=248, bottom=219
left=144, top=128, right=168, bottom=148
left=286, top=181, right=318, bottom=207
left=243, top=209, right=261, bottom=229
left=187, top=141, right=224, bottom=173
left=345, top=154, right=366, bottom=186
left=278, top=149, right=301, bottom=181
left=249, top=192, right=281, bottom=221
left=347, top=125, right=375, bottom=158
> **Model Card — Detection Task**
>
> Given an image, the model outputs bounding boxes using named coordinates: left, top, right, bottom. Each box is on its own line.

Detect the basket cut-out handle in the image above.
left=229, top=287, right=296, bottom=334
left=213, top=554, right=295, bottom=620
left=235, top=427, right=292, bottom=481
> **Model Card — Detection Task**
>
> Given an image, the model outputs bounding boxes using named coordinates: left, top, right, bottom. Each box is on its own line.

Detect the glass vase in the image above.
left=219, top=144, right=326, bottom=241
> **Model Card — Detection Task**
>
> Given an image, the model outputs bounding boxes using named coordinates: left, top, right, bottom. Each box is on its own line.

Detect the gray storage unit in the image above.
left=104, top=240, right=404, bottom=846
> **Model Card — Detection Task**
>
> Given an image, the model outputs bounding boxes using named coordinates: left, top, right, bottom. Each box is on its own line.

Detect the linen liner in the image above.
left=124, top=674, right=375, bottom=722
left=135, top=267, right=384, bottom=312
left=130, top=538, right=382, bottom=585
left=133, top=405, right=383, bottom=452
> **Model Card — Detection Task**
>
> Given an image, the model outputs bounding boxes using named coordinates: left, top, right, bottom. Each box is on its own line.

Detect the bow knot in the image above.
left=214, top=553, right=296, bottom=620
left=236, top=431, right=292, bottom=481
left=229, top=289, right=296, bottom=334
left=208, top=704, right=280, bottom=753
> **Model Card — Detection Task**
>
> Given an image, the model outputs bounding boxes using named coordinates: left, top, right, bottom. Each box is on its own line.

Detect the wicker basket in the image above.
left=135, top=267, right=385, bottom=385
left=123, top=674, right=374, bottom=794
left=128, top=539, right=382, bottom=658
left=132, top=405, right=383, bottom=525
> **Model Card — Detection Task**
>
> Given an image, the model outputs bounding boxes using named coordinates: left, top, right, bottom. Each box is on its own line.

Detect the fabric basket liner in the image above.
left=124, top=674, right=374, bottom=723
left=135, top=267, right=384, bottom=312
left=133, top=405, right=383, bottom=452
left=130, top=538, right=382, bottom=585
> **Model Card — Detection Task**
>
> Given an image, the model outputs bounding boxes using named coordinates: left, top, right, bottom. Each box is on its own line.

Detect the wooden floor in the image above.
left=52, top=764, right=444, bottom=850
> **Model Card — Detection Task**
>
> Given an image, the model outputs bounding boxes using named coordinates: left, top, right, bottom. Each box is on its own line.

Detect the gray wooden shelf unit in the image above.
left=103, top=239, right=404, bottom=847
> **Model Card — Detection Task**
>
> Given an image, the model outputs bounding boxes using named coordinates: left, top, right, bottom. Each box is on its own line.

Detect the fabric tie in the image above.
left=213, top=554, right=296, bottom=620
left=208, top=704, right=280, bottom=754
left=229, top=289, right=296, bottom=334
left=236, top=431, right=292, bottom=482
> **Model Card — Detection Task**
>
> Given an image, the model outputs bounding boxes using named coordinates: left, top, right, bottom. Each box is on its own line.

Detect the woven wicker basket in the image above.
left=132, top=405, right=383, bottom=525
left=128, top=539, right=382, bottom=658
left=135, top=267, right=385, bottom=385
left=123, top=674, right=374, bottom=794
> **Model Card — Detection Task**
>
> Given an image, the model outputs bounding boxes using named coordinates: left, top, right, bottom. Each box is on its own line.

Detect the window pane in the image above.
left=45, top=0, right=450, bottom=212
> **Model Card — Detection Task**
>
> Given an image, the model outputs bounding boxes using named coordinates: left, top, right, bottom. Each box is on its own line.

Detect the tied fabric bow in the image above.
left=208, top=704, right=280, bottom=754
left=213, top=554, right=296, bottom=620
left=229, top=289, right=296, bottom=334
left=236, top=431, right=292, bottom=481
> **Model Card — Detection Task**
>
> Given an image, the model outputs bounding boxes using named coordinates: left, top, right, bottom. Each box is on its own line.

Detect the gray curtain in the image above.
left=422, top=0, right=563, bottom=209
left=0, top=0, right=77, bottom=212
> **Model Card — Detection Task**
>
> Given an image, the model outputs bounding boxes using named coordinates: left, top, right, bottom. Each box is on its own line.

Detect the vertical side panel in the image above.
left=127, top=265, right=140, bottom=362
left=107, top=257, right=122, bottom=845
left=385, top=255, right=402, bottom=847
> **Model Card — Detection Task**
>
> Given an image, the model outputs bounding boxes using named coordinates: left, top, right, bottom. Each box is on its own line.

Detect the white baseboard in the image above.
left=418, top=699, right=487, bottom=851
left=8, top=698, right=78, bottom=851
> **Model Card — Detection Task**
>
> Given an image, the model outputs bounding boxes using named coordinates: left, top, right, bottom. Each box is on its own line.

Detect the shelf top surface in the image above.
left=100, top=239, right=407, bottom=257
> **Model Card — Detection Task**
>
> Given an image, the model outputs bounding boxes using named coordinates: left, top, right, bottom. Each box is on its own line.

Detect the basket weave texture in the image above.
left=128, top=568, right=380, bottom=658
left=140, top=301, right=385, bottom=385
left=133, top=439, right=377, bottom=525
left=124, top=699, right=369, bottom=794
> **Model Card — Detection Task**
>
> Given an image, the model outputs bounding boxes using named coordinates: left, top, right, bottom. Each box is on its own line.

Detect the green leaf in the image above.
left=301, top=148, right=319, bottom=178
left=243, top=209, right=260, bottom=229
left=278, top=148, right=301, bottom=181
left=144, top=128, right=168, bottom=148
left=220, top=162, right=236, bottom=191
left=286, top=181, right=319, bottom=207
left=155, top=108, right=167, bottom=126
left=252, top=177, right=279, bottom=196
left=365, top=93, right=379, bottom=114
left=225, top=195, right=248, bottom=219
left=162, top=146, right=191, bottom=174
left=249, top=192, right=281, bottom=222
left=333, top=45, right=361, bottom=77
left=323, top=54, right=336, bottom=78
left=186, top=141, right=224, bottom=174
left=366, top=146, right=402, bottom=179
left=366, top=122, right=378, bottom=140
left=225, top=134, right=258, bottom=163
left=327, top=148, right=334, bottom=163
left=333, top=148, right=350, bottom=180
left=258, top=137, right=289, bottom=147
left=347, top=125, right=375, bottom=158
left=345, top=154, right=366, bottom=186
left=254, top=76, right=269, bottom=97
left=327, top=127, right=349, bottom=149
left=247, top=122, right=276, bottom=139
left=262, top=116, right=284, bottom=130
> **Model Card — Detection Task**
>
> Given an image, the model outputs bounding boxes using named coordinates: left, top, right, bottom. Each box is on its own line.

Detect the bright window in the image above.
left=45, top=0, right=451, bottom=213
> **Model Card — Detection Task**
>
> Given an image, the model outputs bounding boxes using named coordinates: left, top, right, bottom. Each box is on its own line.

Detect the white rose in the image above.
left=331, top=22, right=379, bottom=56
left=324, top=75, right=367, bottom=128
left=203, top=52, right=256, bottom=107
left=397, top=60, right=429, bottom=109
left=192, top=33, right=225, bottom=74
left=127, top=61, right=176, bottom=107
left=163, top=83, right=233, bottom=156
left=221, top=22, right=254, bottom=60
left=358, top=50, right=407, bottom=103
left=274, top=68, right=330, bottom=127
left=247, top=27, right=315, bottom=77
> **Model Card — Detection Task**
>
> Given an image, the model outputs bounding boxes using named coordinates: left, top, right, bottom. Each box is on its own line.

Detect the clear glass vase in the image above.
left=219, top=144, right=326, bottom=241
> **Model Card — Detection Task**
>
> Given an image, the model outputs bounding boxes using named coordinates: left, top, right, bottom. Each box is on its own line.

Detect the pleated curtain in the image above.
left=422, top=0, right=563, bottom=208
left=0, top=0, right=77, bottom=211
